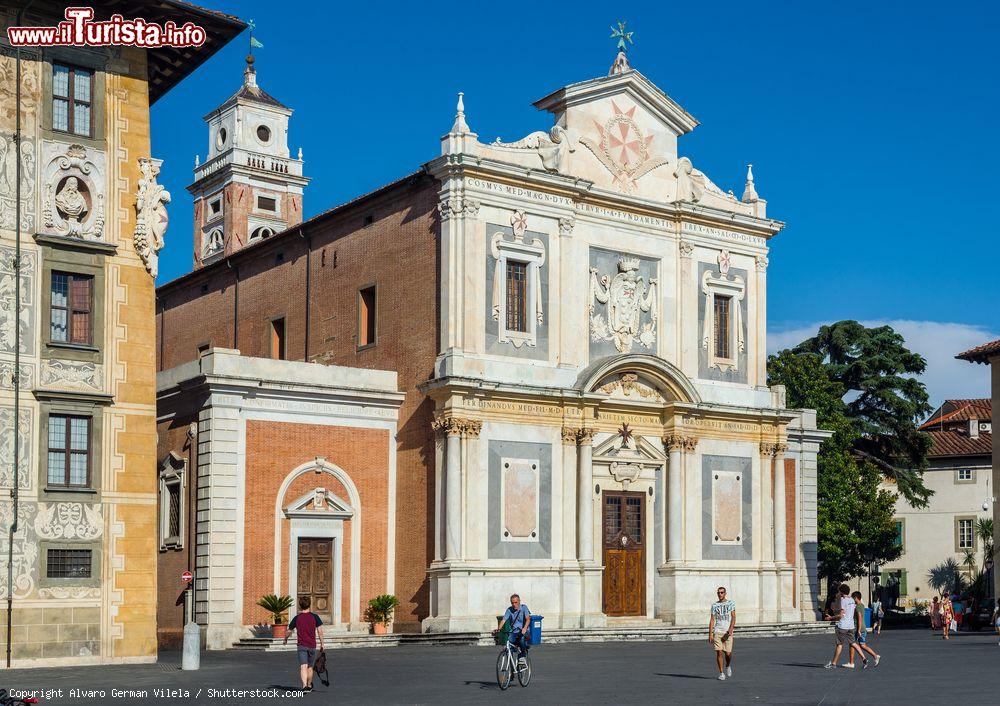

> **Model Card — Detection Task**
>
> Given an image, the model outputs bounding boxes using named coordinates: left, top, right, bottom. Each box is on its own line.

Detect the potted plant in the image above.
left=257, top=594, right=294, bottom=639
left=365, top=594, right=400, bottom=635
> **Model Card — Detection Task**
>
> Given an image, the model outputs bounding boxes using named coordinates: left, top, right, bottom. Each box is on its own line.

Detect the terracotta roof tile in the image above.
left=925, top=430, right=992, bottom=457
left=921, top=399, right=993, bottom=430
left=957, top=339, right=1000, bottom=363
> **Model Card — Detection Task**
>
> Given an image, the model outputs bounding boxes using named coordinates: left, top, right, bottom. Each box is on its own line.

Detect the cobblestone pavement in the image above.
left=1, top=628, right=997, bottom=705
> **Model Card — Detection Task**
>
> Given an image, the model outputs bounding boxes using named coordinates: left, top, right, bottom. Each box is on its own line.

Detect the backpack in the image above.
left=313, top=649, right=329, bottom=687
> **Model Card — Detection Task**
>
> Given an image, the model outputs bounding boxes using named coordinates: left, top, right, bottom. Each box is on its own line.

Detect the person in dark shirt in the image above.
left=283, top=596, right=325, bottom=692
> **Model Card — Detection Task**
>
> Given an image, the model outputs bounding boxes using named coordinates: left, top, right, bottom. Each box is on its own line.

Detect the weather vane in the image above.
left=611, top=21, right=634, bottom=53
left=247, top=18, right=264, bottom=55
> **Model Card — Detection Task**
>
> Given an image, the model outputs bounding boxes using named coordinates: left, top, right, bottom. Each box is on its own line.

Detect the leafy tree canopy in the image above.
left=768, top=349, right=902, bottom=584
left=791, top=320, right=933, bottom=507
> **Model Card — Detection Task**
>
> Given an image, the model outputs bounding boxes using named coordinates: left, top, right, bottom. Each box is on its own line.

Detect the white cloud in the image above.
left=768, top=320, right=998, bottom=410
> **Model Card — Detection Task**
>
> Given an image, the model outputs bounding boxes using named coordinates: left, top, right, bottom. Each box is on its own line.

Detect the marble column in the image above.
left=773, top=443, right=788, bottom=565
left=759, top=442, right=775, bottom=564
left=662, top=434, right=684, bottom=564
left=577, top=428, right=595, bottom=563
left=561, top=427, right=580, bottom=561
left=442, top=417, right=463, bottom=562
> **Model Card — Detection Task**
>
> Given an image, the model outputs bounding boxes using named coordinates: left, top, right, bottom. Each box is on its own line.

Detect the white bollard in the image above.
left=182, top=621, right=201, bottom=670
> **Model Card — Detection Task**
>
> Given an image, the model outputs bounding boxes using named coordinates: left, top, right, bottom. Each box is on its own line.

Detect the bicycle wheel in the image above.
left=496, top=649, right=513, bottom=690
left=517, top=652, right=532, bottom=687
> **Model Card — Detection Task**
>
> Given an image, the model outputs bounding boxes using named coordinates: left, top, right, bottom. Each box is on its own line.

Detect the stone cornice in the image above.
left=424, top=155, right=785, bottom=239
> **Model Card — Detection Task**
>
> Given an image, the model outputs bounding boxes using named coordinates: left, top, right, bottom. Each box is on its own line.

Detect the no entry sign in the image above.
left=181, top=570, right=193, bottom=583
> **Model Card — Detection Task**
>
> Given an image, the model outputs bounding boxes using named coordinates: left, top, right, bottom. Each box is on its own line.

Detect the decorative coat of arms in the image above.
left=580, top=100, right=668, bottom=193
left=590, top=256, right=657, bottom=352
left=41, top=142, right=105, bottom=239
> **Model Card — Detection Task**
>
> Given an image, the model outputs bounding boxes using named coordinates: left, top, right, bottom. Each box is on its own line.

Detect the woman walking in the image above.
left=930, top=596, right=941, bottom=633
left=941, top=595, right=954, bottom=640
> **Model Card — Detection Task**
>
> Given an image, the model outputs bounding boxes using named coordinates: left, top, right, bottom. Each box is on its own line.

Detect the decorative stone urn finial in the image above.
left=451, top=92, right=471, bottom=135
left=741, top=163, right=759, bottom=203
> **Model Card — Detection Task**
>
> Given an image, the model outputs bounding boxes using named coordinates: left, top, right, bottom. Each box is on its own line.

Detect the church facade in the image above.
left=156, top=49, right=827, bottom=640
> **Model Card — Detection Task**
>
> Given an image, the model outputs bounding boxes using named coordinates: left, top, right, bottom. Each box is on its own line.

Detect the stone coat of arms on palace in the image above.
left=589, top=256, right=657, bottom=353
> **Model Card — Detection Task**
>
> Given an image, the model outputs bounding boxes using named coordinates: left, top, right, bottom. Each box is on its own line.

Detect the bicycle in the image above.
left=493, top=630, right=531, bottom=689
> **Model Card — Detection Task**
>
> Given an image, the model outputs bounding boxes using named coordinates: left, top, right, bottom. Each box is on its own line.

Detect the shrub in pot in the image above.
left=365, top=594, right=400, bottom=635
left=258, top=594, right=294, bottom=639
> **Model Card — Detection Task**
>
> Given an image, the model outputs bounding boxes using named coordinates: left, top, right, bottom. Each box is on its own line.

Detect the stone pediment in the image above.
left=447, top=64, right=766, bottom=216
left=284, top=487, right=354, bottom=520
left=593, top=431, right=664, bottom=488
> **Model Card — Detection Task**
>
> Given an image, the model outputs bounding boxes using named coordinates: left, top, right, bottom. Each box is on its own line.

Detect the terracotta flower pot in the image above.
left=372, top=622, right=388, bottom=635
left=272, top=623, right=288, bottom=639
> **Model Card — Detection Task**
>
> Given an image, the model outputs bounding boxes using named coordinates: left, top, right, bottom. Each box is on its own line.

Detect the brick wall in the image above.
left=243, top=421, right=389, bottom=625
left=157, top=173, right=440, bottom=631
left=155, top=413, right=198, bottom=649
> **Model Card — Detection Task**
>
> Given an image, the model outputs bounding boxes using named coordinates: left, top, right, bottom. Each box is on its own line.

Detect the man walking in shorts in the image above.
left=283, top=596, right=325, bottom=692
left=824, top=584, right=864, bottom=668
left=708, top=586, right=736, bottom=680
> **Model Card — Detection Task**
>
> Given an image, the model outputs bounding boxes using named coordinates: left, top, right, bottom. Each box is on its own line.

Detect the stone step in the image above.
left=229, top=622, right=829, bottom=651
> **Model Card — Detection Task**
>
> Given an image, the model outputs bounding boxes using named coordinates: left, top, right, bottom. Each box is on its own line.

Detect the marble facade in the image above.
left=422, top=54, right=829, bottom=630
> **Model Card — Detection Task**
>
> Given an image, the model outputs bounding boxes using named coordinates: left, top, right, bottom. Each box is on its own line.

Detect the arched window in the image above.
left=250, top=226, right=275, bottom=241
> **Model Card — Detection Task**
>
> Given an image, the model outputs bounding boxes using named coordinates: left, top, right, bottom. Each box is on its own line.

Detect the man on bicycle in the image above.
left=497, top=594, right=531, bottom=665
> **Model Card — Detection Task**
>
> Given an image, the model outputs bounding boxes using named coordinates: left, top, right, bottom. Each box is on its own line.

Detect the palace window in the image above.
left=46, top=548, right=92, bottom=579
left=956, top=518, right=975, bottom=551
left=700, top=253, right=746, bottom=373
left=893, top=519, right=905, bottom=550
left=52, top=63, right=93, bottom=137
left=358, top=285, right=377, bottom=348
left=505, top=261, right=528, bottom=333
left=490, top=225, right=545, bottom=349
left=47, top=415, right=91, bottom=488
left=50, top=272, right=93, bottom=345
left=159, top=452, right=186, bottom=550
left=713, top=294, right=732, bottom=360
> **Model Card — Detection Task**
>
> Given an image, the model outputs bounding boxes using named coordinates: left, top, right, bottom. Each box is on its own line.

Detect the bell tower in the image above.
left=188, top=55, right=310, bottom=267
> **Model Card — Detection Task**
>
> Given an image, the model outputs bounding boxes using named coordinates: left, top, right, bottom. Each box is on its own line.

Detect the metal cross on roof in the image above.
left=611, top=21, right=634, bottom=53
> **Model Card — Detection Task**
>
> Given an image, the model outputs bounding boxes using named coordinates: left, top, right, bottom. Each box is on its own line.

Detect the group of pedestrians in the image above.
left=823, top=583, right=882, bottom=669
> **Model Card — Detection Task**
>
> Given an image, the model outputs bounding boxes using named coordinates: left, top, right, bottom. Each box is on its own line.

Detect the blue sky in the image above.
left=151, top=1, right=999, bottom=404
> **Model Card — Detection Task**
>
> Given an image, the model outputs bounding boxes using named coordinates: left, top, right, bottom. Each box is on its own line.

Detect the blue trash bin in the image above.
left=529, top=615, right=543, bottom=645
left=864, top=608, right=873, bottom=629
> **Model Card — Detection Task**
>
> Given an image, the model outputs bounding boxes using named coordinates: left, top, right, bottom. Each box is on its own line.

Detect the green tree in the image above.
left=768, top=350, right=901, bottom=586
left=792, top=321, right=933, bottom=507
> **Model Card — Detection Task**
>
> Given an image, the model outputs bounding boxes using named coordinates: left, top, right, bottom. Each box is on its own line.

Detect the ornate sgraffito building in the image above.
left=157, top=48, right=828, bottom=639
left=0, top=1, right=243, bottom=667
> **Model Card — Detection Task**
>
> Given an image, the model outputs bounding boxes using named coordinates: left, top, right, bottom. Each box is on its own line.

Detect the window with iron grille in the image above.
left=625, top=496, right=642, bottom=542
left=505, top=261, right=528, bottom=333
left=50, top=272, right=93, bottom=345
left=713, top=295, right=732, bottom=359
left=52, top=63, right=93, bottom=137
left=604, top=496, right=622, bottom=543
left=167, top=483, right=181, bottom=540
left=46, top=548, right=92, bottom=579
left=47, top=415, right=91, bottom=488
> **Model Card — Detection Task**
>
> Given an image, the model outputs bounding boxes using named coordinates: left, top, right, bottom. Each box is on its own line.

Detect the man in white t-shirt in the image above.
left=708, top=586, right=736, bottom=680
left=823, top=583, right=865, bottom=668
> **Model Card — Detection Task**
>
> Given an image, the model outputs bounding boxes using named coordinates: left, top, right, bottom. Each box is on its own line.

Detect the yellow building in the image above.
left=0, top=1, right=243, bottom=667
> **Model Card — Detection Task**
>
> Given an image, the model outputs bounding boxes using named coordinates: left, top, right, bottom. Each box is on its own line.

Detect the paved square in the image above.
left=2, top=629, right=997, bottom=705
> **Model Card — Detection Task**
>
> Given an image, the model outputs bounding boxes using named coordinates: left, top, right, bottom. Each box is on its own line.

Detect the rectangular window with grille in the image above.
left=50, top=272, right=93, bottom=344
left=46, top=548, right=92, bottom=579
left=505, top=261, right=528, bottom=333
left=625, top=496, right=643, bottom=543
left=47, top=415, right=91, bottom=488
left=167, top=482, right=181, bottom=539
left=714, top=295, right=732, bottom=359
left=52, top=63, right=93, bottom=137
